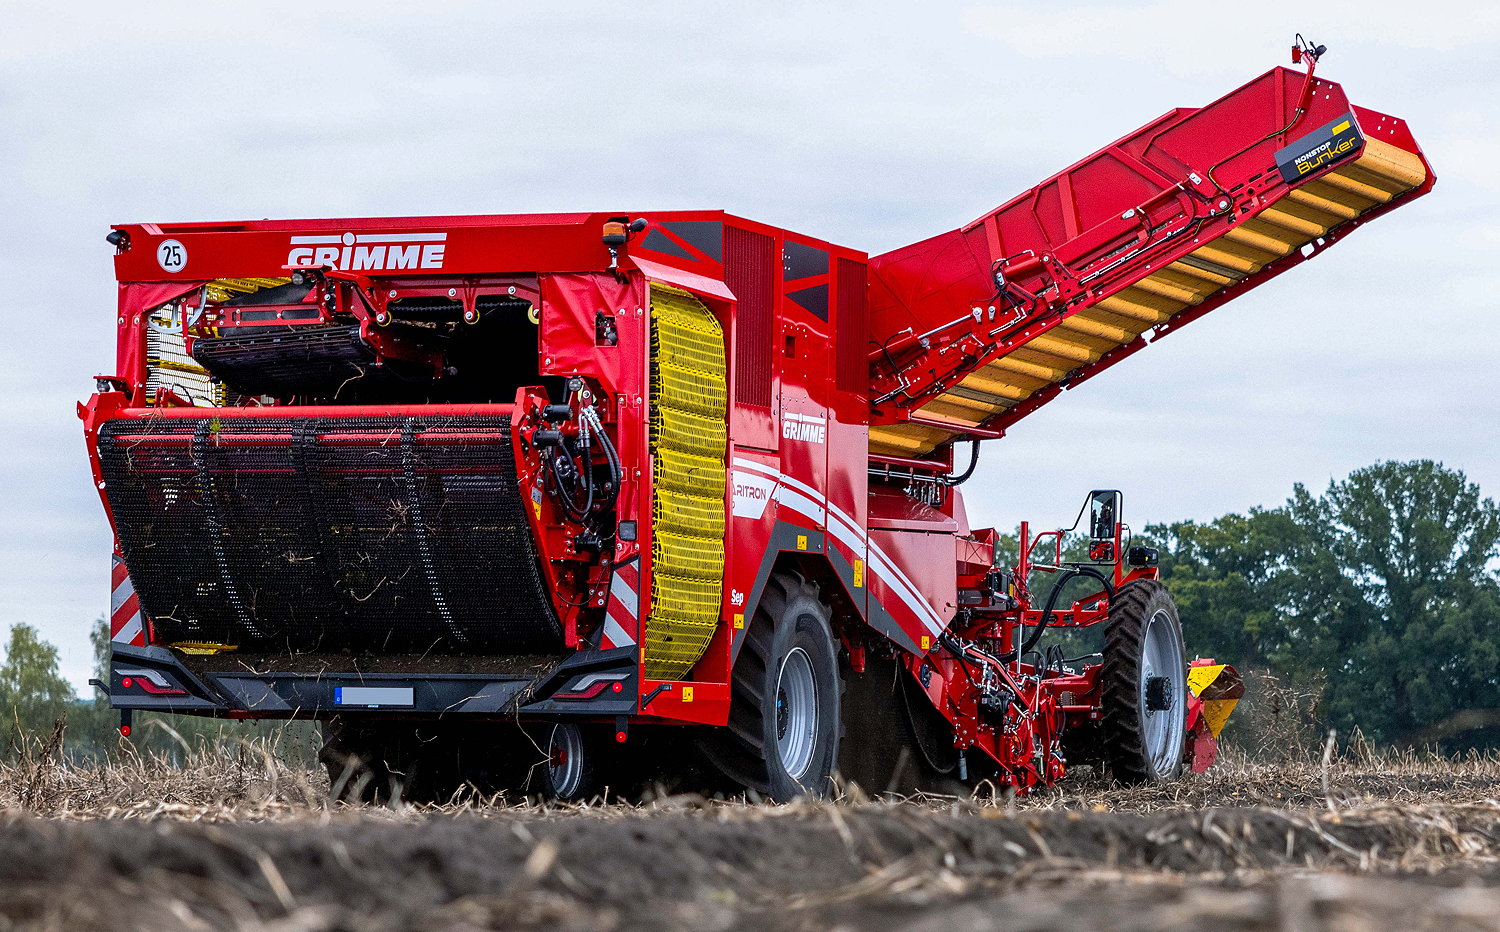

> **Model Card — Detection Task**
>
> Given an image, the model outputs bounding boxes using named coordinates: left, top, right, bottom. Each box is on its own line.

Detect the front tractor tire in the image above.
left=1101, top=580, right=1189, bottom=783
left=705, top=572, right=841, bottom=801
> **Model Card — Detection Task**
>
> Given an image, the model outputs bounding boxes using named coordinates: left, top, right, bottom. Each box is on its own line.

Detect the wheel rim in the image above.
left=775, top=647, right=818, bottom=780
left=1139, top=608, right=1187, bottom=774
left=547, top=724, right=584, bottom=798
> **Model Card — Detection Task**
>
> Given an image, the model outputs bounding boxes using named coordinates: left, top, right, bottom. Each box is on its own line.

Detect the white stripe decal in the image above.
left=773, top=486, right=826, bottom=526
left=731, top=457, right=946, bottom=637
left=769, top=469, right=945, bottom=633
left=110, top=578, right=134, bottom=615
left=354, top=233, right=448, bottom=244
left=602, top=615, right=636, bottom=648
left=569, top=672, right=627, bottom=691
left=732, top=457, right=939, bottom=627
left=288, top=232, right=448, bottom=245
left=610, top=572, right=639, bottom=619
left=113, top=612, right=143, bottom=644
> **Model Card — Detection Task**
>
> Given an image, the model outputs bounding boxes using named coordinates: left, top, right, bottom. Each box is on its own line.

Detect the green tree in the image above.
left=1151, top=460, right=1500, bottom=750
left=1289, top=461, right=1500, bottom=745
left=0, top=623, right=76, bottom=756
left=64, top=616, right=123, bottom=760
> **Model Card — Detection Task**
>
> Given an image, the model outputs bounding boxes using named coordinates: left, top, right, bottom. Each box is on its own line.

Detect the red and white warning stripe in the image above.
left=110, top=553, right=145, bottom=646
left=601, top=559, right=640, bottom=649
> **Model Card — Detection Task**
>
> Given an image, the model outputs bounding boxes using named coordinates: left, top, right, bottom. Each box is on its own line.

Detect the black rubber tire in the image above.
left=533, top=723, right=599, bottom=802
left=320, top=717, right=529, bottom=803
left=703, top=572, right=841, bottom=801
left=321, top=717, right=416, bottom=802
left=838, top=653, right=964, bottom=797
left=1101, top=580, right=1188, bottom=784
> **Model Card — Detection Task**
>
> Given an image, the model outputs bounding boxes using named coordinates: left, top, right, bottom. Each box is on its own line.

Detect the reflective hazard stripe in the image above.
left=110, top=553, right=146, bottom=646
left=601, top=560, right=640, bottom=649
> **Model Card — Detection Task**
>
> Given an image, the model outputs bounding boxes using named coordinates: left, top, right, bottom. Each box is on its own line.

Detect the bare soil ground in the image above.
left=2, top=745, right=1500, bottom=931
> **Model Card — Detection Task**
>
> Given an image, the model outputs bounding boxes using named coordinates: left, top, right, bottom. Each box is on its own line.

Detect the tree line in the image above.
left=0, top=458, right=1495, bottom=760
left=1149, top=459, right=1500, bottom=751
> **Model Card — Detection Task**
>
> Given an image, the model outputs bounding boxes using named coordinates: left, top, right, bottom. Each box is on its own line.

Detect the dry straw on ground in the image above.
left=2, top=738, right=1499, bottom=931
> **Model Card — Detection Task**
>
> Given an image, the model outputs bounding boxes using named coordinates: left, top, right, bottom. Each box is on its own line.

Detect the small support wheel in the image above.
left=1101, top=580, right=1189, bottom=783
left=538, top=723, right=597, bottom=802
left=702, top=571, right=841, bottom=801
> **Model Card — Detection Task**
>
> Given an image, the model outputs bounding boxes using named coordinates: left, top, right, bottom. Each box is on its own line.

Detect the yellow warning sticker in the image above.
left=733, top=614, right=744, bottom=629
left=682, top=686, right=694, bottom=703
left=796, top=535, right=808, bottom=551
left=852, top=559, right=864, bottom=588
left=920, top=635, right=931, bottom=651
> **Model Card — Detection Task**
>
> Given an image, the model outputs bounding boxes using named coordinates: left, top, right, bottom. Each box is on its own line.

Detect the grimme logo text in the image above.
left=782, top=413, right=827, bottom=444
left=286, top=232, right=448, bottom=271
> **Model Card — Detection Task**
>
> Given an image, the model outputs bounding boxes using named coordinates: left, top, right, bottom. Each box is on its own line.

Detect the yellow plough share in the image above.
left=1189, top=663, right=1245, bottom=738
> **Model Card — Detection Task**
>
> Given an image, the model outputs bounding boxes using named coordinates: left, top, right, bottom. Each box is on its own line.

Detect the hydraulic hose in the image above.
left=546, top=405, right=623, bottom=529
left=582, top=406, right=622, bottom=513
left=942, top=440, right=981, bottom=486
left=1018, top=565, right=1114, bottom=660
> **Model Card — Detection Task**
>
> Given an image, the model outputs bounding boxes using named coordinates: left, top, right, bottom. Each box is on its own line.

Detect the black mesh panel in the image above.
left=98, top=414, right=561, bottom=653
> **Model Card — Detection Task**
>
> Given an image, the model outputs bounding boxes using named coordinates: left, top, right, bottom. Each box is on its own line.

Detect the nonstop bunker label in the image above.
left=1275, top=113, right=1364, bottom=184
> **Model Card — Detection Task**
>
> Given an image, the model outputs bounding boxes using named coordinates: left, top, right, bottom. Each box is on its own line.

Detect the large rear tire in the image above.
left=703, top=572, right=841, bottom=801
left=1101, top=580, right=1188, bottom=783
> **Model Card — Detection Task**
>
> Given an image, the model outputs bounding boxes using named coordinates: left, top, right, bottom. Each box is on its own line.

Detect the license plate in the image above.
left=334, top=686, right=414, bottom=708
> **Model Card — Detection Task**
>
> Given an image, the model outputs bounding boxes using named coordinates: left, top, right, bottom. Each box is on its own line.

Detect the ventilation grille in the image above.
left=835, top=258, right=868, bottom=395
left=724, top=226, right=775, bottom=409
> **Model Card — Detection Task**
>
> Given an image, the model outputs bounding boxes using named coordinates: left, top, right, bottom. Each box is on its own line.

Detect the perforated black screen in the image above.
left=98, top=415, right=561, bottom=654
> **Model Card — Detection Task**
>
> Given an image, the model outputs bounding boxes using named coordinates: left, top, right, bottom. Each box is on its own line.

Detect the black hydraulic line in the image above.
left=942, top=439, right=981, bottom=486
left=938, top=632, right=981, bottom=692
left=577, top=424, right=596, bottom=518
left=593, top=415, right=623, bottom=512
left=547, top=443, right=589, bottom=523
left=1061, top=652, right=1102, bottom=665
left=1018, top=565, right=1115, bottom=660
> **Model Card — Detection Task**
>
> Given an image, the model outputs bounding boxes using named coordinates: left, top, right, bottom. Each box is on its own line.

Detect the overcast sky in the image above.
left=2, top=1, right=1495, bottom=691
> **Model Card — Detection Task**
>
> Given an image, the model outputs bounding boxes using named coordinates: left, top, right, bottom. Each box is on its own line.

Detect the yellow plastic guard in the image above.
left=204, top=277, right=292, bottom=303
left=170, top=641, right=238, bottom=655
left=645, top=285, right=727, bottom=680
left=1187, top=663, right=1245, bottom=738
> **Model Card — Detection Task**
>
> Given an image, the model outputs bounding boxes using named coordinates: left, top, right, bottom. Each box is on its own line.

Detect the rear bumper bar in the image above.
left=103, top=643, right=639, bottom=719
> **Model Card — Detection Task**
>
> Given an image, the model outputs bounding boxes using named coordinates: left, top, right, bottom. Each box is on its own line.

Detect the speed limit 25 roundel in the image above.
left=156, top=239, right=187, bottom=273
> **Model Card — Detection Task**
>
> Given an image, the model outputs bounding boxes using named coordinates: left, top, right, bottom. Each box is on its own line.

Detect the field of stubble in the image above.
left=2, top=741, right=1499, bottom=932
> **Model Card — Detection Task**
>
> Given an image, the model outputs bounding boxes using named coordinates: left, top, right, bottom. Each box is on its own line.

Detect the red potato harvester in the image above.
left=84, top=41, right=1429, bottom=800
